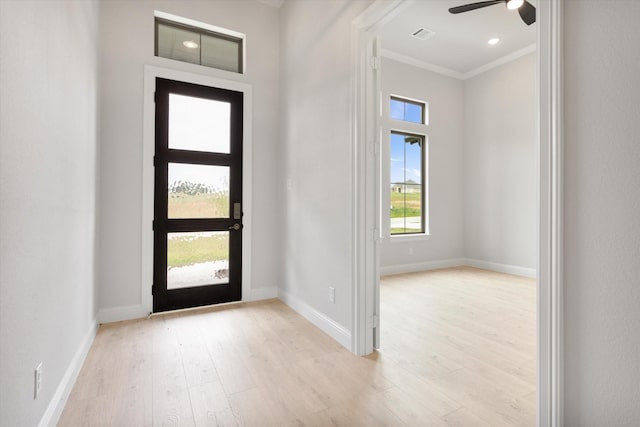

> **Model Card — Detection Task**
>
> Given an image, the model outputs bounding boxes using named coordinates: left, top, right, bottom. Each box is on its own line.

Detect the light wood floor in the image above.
left=59, top=267, right=536, bottom=426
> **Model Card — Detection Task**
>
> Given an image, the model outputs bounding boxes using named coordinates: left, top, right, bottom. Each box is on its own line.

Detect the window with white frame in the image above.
left=155, top=12, right=245, bottom=74
left=388, top=96, right=428, bottom=236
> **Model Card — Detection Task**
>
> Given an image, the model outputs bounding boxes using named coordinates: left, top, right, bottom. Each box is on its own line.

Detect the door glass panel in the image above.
left=169, top=94, right=230, bottom=153
left=167, top=231, right=229, bottom=289
left=168, top=163, right=229, bottom=219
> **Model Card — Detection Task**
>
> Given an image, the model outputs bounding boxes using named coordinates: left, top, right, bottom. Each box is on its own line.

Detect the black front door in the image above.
left=153, top=78, right=243, bottom=312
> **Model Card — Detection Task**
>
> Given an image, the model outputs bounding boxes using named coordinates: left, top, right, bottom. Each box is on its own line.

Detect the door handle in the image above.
left=229, top=223, right=241, bottom=230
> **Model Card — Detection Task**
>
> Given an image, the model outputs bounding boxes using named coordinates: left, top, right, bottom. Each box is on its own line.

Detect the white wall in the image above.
left=0, top=1, right=100, bottom=425
left=379, top=58, right=465, bottom=270
left=279, top=0, right=373, bottom=345
left=98, top=0, right=280, bottom=315
left=563, top=1, right=640, bottom=424
left=379, top=53, right=536, bottom=275
left=464, top=53, right=537, bottom=272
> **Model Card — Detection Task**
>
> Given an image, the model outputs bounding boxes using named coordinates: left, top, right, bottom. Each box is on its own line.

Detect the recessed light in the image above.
left=183, top=40, right=199, bottom=49
left=506, top=0, right=524, bottom=10
left=488, top=38, right=500, bottom=45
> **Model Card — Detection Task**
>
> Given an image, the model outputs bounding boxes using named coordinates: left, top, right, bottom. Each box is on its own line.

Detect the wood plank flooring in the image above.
left=59, top=266, right=536, bottom=426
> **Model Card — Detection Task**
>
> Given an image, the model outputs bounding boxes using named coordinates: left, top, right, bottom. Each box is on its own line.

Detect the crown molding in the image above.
left=381, top=43, right=537, bottom=80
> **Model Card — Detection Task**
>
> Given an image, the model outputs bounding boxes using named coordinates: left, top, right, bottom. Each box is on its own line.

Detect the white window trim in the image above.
left=382, top=94, right=430, bottom=240
left=388, top=233, right=431, bottom=243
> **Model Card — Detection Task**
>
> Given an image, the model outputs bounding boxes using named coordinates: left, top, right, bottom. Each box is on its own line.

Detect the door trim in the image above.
left=142, top=65, right=253, bottom=315
left=351, top=1, right=564, bottom=426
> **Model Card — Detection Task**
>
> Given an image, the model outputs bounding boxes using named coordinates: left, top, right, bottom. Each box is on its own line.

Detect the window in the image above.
left=386, top=95, right=428, bottom=237
left=390, top=132, right=425, bottom=235
left=390, top=96, right=425, bottom=124
left=155, top=14, right=244, bottom=74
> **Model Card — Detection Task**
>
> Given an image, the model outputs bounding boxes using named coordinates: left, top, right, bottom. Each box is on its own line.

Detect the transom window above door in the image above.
left=154, top=11, right=245, bottom=74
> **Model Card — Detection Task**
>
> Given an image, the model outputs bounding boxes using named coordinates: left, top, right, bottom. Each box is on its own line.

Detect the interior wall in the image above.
left=279, top=0, right=373, bottom=341
left=379, top=53, right=536, bottom=274
left=98, top=0, right=280, bottom=313
left=0, top=1, right=100, bottom=425
left=563, top=1, right=640, bottom=424
left=379, top=57, right=465, bottom=269
left=463, top=52, right=537, bottom=271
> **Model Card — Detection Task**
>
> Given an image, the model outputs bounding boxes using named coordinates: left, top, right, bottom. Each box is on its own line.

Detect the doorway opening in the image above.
left=141, top=66, right=254, bottom=317
left=352, top=0, right=562, bottom=425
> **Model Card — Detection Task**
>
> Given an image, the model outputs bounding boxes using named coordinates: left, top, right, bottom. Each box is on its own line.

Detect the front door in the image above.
left=153, top=78, right=243, bottom=312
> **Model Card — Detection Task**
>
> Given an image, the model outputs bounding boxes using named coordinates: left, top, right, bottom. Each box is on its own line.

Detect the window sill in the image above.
left=388, top=233, right=431, bottom=243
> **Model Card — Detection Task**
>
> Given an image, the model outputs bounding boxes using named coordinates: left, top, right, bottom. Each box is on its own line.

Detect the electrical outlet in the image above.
left=329, top=286, right=335, bottom=304
left=34, top=363, right=42, bottom=399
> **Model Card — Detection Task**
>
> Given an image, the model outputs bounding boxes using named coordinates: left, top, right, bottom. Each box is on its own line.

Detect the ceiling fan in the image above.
left=449, top=0, right=536, bottom=26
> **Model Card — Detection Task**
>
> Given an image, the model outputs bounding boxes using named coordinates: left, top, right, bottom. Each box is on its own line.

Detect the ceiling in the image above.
left=378, top=0, right=536, bottom=77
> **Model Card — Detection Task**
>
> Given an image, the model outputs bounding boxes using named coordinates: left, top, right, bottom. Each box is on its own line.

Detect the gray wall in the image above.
left=563, top=1, right=640, bottom=424
left=464, top=53, right=537, bottom=270
left=279, top=0, right=373, bottom=333
left=379, top=58, right=465, bottom=268
left=98, top=0, right=281, bottom=311
left=379, top=53, right=536, bottom=273
left=0, top=1, right=100, bottom=425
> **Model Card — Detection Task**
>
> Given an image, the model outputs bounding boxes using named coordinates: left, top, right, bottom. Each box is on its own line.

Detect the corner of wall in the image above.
left=98, top=305, right=149, bottom=324
left=278, top=289, right=352, bottom=350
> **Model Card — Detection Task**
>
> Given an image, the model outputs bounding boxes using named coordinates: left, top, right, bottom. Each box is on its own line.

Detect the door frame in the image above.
left=351, top=1, right=564, bottom=426
left=142, top=65, right=253, bottom=314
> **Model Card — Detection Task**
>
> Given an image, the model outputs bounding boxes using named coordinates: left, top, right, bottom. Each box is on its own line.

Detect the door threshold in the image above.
left=149, top=299, right=244, bottom=318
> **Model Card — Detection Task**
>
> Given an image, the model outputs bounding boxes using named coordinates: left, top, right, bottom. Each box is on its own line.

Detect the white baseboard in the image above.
left=380, top=257, right=537, bottom=278
left=243, top=286, right=278, bottom=302
left=463, top=258, right=537, bottom=278
left=98, top=304, right=149, bottom=324
left=380, top=258, right=465, bottom=276
left=98, top=286, right=278, bottom=325
left=278, top=289, right=352, bottom=350
left=39, top=318, right=98, bottom=427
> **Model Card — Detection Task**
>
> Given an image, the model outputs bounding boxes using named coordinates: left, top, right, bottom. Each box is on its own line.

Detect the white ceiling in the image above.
left=378, top=0, right=536, bottom=76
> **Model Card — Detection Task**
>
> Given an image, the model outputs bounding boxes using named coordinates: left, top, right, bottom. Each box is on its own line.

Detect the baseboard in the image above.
left=98, top=286, right=278, bottom=324
left=380, top=258, right=465, bottom=276
left=39, top=318, right=98, bottom=427
left=278, top=289, right=352, bottom=350
left=98, top=304, right=149, bottom=324
left=463, top=258, right=537, bottom=278
left=243, top=286, right=278, bottom=302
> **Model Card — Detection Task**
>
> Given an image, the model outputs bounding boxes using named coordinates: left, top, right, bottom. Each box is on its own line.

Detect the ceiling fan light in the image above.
left=507, top=0, right=524, bottom=10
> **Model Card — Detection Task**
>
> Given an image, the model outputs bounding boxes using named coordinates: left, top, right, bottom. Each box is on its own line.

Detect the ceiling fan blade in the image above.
left=518, top=0, right=536, bottom=25
left=449, top=0, right=505, bottom=14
